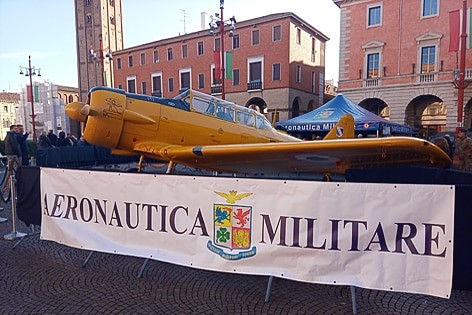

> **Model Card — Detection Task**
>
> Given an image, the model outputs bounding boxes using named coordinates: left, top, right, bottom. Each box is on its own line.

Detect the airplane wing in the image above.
left=144, top=137, right=452, bottom=174
left=66, top=87, right=451, bottom=175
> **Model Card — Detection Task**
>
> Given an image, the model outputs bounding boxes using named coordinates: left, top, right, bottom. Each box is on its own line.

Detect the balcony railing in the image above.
left=419, top=72, right=437, bottom=83
left=247, top=80, right=262, bottom=91
left=466, top=68, right=472, bottom=80
left=151, top=91, right=162, bottom=97
left=211, top=85, right=222, bottom=94
left=453, top=68, right=472, bottom=80
left=364, top=78, right=380, bottom=87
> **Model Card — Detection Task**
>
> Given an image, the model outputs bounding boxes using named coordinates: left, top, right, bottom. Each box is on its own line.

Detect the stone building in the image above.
left=0, top=92, right=19, bottom=140
left=334, top=0, right=472, bottom=137
left=17, top=83, right=78, bottom=137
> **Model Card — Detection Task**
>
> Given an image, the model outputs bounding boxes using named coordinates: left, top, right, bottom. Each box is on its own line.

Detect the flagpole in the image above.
left=220, top=0, right=225, bottom=99
left=457, top=0, right=468, bottom=132
left=209, top=1, right=235, bottom=100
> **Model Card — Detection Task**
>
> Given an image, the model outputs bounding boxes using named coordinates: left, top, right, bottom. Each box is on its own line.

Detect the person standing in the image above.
left=4, top=125, right=21, bottom=172
left=56, top=131, right=72, bottom=147
left=433, top=137, right=450, bottom=158
left=38, top=130, right=53, bottom=149
left=47, top=130, right=58, bottom=146
left=16, top=124, right=30, bottom=165
left=456, top=129, right=472, bottom=171
left=443, top=134, right=455, bottom=160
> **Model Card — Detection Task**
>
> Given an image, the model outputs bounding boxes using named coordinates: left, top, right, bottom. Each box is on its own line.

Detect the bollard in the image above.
left=3, top=173, right=26, bottom=240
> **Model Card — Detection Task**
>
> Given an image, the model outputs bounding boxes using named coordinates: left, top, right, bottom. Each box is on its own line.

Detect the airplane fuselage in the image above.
left=68, top=87, right=299, bottom=158
left=65, top=86, right=452, bottom=174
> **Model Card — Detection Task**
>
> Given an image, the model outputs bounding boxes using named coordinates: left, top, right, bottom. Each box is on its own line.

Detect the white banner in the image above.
left=40, top=168, right=455, bottom=298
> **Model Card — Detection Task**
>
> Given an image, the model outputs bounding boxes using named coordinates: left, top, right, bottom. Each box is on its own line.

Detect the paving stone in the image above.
left=0, top=186, right=471, bottom=314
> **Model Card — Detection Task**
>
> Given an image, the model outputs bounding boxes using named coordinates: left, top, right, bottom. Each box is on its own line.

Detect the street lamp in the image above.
left=209, top=0, right=236, bottom=99
left=89, top=34, right=113, bottom=86
left=452, top=0, right=469, bottom=132
left=19, top=55, right=41, bottom=142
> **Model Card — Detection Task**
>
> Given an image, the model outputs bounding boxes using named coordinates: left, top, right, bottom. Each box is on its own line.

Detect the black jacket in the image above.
left=4, top=131, right=20, bottom=156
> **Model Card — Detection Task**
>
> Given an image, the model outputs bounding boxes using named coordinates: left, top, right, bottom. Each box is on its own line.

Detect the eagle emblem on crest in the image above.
left=213, top=190, right=253, bottom=204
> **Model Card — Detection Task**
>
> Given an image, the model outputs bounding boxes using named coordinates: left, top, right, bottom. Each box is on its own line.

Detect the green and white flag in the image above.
left=225, top=51, right=233, bottom=79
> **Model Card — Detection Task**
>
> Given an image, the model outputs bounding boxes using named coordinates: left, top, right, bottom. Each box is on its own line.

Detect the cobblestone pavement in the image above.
left=1, top=202, right=471, bottom=315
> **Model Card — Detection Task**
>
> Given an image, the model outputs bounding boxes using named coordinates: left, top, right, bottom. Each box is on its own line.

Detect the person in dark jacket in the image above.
left=4, top=125, right=21, bottom=171
left=16, top=124, right=30, bottom=165
left=56, top=131, right=71, bottom=147
left=38, top=130, right=53, bottom=149
left=47, top=130, right=58, bottom=146
left=443, top=134, right=455, bottom=160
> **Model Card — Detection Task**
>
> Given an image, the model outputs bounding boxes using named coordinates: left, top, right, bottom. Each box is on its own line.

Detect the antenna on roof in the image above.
left=180, top=9, right=190, bottom=34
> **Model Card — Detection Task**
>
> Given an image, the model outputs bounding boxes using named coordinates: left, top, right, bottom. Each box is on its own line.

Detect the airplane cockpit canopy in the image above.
left=175, top=89, right=272, bottom=130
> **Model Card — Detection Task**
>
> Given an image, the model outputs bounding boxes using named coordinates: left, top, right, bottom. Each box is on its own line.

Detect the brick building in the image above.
left=74, top=0, right=123, bottom=103
left=335, top=0, right=472, bottom=137
left=112, top=12, right=329, bottom=122
left=74, top=0, right=123, bottom=136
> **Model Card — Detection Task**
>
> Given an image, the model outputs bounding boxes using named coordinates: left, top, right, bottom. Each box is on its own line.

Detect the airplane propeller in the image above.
left=66, top=101, right=157, bottom=125
left=65, top=101, right=90, bottom=122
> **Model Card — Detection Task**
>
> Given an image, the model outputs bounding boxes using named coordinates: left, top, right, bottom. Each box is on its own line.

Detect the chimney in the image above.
left=201, top=12, right=208, bottom=30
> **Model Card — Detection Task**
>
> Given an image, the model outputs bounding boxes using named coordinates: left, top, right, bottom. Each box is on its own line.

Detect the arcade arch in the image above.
left=307, top=100, right=316, bottom=113
left=291, top=96, right=301, bottom=118
left=464, top=98, right=472, bottom=130
left=405, top=95, right=446, bottom=137
left=245, top=97, right=267, bottom=114
left=358, top=98, right=390, bottom=119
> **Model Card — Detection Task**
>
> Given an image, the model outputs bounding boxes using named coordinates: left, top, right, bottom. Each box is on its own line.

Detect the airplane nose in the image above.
left=65, top=101, right=88, bottom=122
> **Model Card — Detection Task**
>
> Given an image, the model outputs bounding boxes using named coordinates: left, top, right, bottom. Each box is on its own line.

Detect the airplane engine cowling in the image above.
left=83, top=87, right=126, bottom=149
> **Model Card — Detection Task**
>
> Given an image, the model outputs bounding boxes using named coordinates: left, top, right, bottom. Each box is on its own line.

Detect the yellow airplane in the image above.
left=66, top=87, right=452, bottom=175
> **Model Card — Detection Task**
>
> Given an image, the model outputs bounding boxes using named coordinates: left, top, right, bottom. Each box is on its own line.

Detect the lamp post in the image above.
left=209, top=0, right=236, bottom=100
left=89, top=34, right=113, bottom=86
left=19, top=55, right=41, bottom=142
left=453, top=0, right=469, bottom=132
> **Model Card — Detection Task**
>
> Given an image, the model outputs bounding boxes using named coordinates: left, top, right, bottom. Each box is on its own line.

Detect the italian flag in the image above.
left=449, top=8, right=472, bottom=51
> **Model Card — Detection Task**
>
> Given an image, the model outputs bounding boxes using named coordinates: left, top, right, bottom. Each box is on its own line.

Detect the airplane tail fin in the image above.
left=323, top=114, right=355, bottom=140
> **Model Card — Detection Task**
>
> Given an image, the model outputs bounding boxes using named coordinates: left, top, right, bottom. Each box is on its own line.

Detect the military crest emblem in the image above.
left=315, top=109, right=334, bottom=119
left=207, top=190, right=257, bottom=260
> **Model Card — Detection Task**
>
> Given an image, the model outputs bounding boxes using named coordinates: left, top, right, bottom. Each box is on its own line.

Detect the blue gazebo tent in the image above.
left=275, top=94, right=413, bottom=136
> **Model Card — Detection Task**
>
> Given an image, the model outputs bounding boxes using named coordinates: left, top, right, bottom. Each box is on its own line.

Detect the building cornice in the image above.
left=118, top=12, right=330, bottom=54
left=333, top=0, right=366, bottom=8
